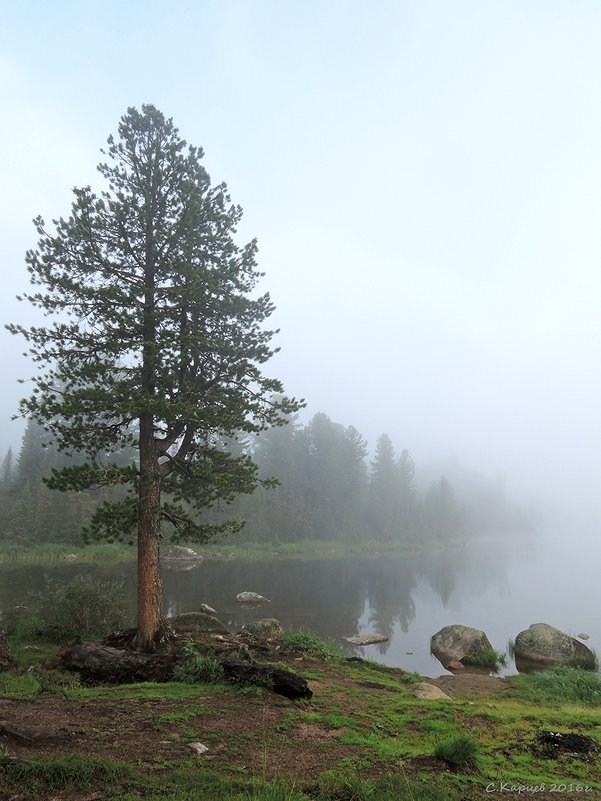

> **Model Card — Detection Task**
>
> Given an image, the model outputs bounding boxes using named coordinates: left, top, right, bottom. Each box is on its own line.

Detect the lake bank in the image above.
left=1, top=632, right=600, bottom=801
left=2, top=537, right=598, bottom=678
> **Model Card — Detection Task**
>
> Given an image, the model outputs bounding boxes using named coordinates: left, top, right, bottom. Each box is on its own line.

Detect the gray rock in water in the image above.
left=168, top=612, right=230, bottom=635
left=431, top=624, right=493, bottom=666
left=199, top=603, right=217, bottom=615
left=243, top=618, right=285, bottom=640
left=345, top=633, right=389, bottom=646
left=236, top=591, right=271, bottom=604
left=161, top=544, right=203, bottom=561
left=408, top=683, right=452, bottom=701
left=513, top=623, right=595, bottom=668
left=578, top=633, right=591, bottom=641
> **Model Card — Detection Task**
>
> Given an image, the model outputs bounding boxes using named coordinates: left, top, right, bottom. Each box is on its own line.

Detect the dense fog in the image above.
left=2, top=2, right=601, bottom=537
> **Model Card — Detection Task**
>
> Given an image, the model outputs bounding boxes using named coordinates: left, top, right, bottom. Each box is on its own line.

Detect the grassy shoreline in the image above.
left=0, top=537, right=447, bottom=567
left=1, top=629, right=601, bottom=800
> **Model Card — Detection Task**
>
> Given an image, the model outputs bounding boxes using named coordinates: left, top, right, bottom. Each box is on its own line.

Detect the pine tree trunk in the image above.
left=134, top=414, right=165, bottom=652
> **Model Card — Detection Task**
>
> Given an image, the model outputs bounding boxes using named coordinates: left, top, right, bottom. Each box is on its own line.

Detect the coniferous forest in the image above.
left=0, top=411, right=530, bottom=551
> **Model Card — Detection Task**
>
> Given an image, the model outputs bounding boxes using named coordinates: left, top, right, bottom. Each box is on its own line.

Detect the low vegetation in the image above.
left=512, top=663, right=601, bottom=705
left=433, top=736, right=482, bottom=770
left=2, top=574, right=128, bottom=641
left=462, top=649, right=506, bottom=668
left=2, top=629, right=601, bottom=800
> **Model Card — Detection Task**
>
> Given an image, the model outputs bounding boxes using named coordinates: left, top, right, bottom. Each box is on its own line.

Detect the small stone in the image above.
left=408, top=683, right=452, bottom=701
left=578, top=633, right=590, bottom=640
left=345, top=633, right=388, bottom=646
left=446, top=660, right=465, bottom=670
left=188, top=742, right=209, bottom=755
left=63, top=553, right=77, bottom=560
left=199, top=603, right=217, bottom=614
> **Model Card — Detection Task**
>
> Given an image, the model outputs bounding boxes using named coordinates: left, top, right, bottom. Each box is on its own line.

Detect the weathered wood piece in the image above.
left=59, top=642, right=181, bottom=684
left=217, top=658, right=313, bottom=700
left=0, top=722, right=35, bottom=743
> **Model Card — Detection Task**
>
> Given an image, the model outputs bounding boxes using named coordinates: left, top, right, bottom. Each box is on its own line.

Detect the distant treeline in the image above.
left=0, top=411, right=533, bottom=549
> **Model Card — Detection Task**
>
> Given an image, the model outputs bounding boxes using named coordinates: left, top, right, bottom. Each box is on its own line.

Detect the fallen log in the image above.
left=217, top=658, right=312, bottom=700
left=59, top=642, right=181, bottom=684
left=58, top=643, right=312, bottom=700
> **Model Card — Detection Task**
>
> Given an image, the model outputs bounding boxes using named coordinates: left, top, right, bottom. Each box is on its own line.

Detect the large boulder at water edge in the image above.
left=168, top=612, right=231, bottom=635
left=431, top=625, right=493, bottom=668
left=242, top=619, right=285, bottom=640
left=513, top=623, right=595, bottom=668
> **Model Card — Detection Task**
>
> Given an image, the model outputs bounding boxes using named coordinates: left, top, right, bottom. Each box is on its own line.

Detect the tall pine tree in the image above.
left=9, top=106, right=302, bottom=650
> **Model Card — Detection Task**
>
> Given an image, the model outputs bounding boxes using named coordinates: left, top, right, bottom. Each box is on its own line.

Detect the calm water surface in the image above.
left=1, top=537, right=597, bottom=677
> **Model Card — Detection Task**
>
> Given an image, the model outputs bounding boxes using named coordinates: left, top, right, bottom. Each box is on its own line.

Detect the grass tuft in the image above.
left=462, top=649, right=506, bottom=668
left=433, top=735, right=481, bottom=771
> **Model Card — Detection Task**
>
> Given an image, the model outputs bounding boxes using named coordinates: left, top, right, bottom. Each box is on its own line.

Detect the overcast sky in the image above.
left=2, top=1, right=601, bottom=522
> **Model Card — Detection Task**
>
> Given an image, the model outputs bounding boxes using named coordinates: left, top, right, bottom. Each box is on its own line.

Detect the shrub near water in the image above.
left=283, top=628, right=343, bottom=663
left=3, top=575, right=127, bottom=642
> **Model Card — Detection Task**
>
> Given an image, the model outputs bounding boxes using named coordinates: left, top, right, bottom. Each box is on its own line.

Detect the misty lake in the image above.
left=1, top=536, right=598, bottom=676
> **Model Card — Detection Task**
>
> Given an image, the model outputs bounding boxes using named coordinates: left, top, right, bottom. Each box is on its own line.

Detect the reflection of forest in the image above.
left=0, top=547, right=515, bottom=660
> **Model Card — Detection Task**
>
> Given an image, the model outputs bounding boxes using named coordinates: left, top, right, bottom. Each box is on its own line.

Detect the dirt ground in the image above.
left=0, top=661, right=510, bottom=791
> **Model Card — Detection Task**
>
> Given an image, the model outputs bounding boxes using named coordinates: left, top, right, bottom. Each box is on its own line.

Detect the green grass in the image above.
left=283, top=628, right=344, bottom=663
left=0, top=541, right=137, bottom=565
left=511, top=664, right=601, bottom=705
left=462, top=649, right=506, bottom=667
left=0, top=754, right=133, bottom=791
left=433, top=736, right=482, bottom=770
left=173, top=653, right=226, bottom=685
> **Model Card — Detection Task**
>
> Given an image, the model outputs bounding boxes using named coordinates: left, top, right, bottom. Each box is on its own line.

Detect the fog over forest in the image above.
left=2, top=2, right=601, bottom=539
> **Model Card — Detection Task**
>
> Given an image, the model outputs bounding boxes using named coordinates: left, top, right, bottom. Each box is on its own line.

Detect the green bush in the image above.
left=2, top=575, right=128, bottom=642
left=283, top=628, right=342, bottom=663
left=174, top=654, right=226, bottom=685
left=433, top=736, right=481, bottom=770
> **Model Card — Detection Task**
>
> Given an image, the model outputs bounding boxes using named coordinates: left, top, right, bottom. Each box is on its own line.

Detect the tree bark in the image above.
left=0, top=628, right=15, bottom=670
left=135, top=413, right=166, bottom=651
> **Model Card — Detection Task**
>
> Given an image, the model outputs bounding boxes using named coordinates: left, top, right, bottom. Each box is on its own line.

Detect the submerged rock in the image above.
left=408, top=682, right=452, bottom=701
left=513, top=623, right=595, bottom=668
left=345, top=633, right=389, bottom=646
left=431, top=625, right=493, bottom=667
left=236, top=591, right=271, bottom=605
left=578, top=633, right=591, bottom=641
left=168, top=612, right=230, bottom=635
left=243, top=618, right=285, bottom=640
